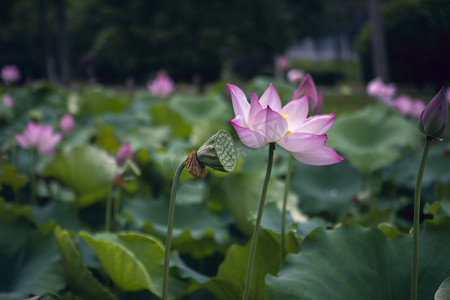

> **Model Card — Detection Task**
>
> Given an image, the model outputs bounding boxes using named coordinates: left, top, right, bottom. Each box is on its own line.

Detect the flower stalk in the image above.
left=411, top=137, right=431, bottom=300
left=242, top=142, right=275, bottom=300
left=162, top=161, right=185, bottom=300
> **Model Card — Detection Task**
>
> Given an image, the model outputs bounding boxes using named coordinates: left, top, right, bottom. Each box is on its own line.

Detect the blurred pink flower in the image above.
left=291, top=74, right=323, bottom=115
left=2, top=93, right=14, bottom=107
left=287, top=69, right=305, bottom=84
left=393, top=95, right=426, bottom=119
left=116, top=141, right=133, bottom=166
left=228, top=83, right=343, bottom=165
left=276, top=56, right=289, bottom=71
left=14, top=122, right=62, bottom=154
left=367, top=77, right=396, bottom=104
left=147, top=70, right=175, bottom=98
left=59, top=113, right=75, bottom=134
left=1, top=65, right=20, bottom=84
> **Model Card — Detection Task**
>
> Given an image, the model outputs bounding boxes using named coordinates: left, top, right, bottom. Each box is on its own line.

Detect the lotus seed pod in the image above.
left=197, top=130, right=237, bottom=173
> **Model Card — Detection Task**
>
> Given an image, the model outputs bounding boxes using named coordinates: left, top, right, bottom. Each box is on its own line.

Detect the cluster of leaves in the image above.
left=1, top=79, right=450, bottom=299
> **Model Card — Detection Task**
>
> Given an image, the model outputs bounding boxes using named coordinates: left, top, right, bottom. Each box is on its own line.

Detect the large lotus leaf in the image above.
left=149, top=102, right=191, bottom=138
left=0, top=223, right=65, bottom=298
left=204, top=228, right=300, bottom=300
left=383, top=142, right=450, bottom=190
left=435, top=277, right=450, bottom=300
left=124, top=126, right=171, bottom=151
left=0, top=164, right=27, bottom=196
left=78, top=87, right=131, bottom=114
left=32, top=201, right=80, bottom=230
left=265, top=217, right=450, bottom=300
left=327, top=104, right=422, bottom=174
left=291, top=159, right=362, bottom=221
left=79, top=231, right=188, bottom=299
left=54, top=228, right=116, bottom=300
left=0, top=198, right=32, bottom=223
left=208, top=173, right=298, bottom=235
left=43, top=146, right=115, bottom=208
left=169, top=93, right=230, bottom=124
left=122, top=195, right=229, bottom=258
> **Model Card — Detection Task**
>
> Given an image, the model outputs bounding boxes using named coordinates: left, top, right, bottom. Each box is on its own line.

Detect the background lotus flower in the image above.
left=276, top=56, right=289, bottom=71
left=59, top=113, right=75, bottom=134
left=147, top=70, right=175, bottom=98
left=291, top=74, right=323, bottom=115
left=228, top=83, right=343, bottom=166
left=14, top=122, right=62, bottom=154
left=367, top=77, right=396, bottom=104
left=287, top=69, right=305, bottom=84
left=2, top=93, right=14, bottom=107
left=116, top=141, right=133, bottom=166
left=1, top=65, right=20, bottom=84
left=419, top=87, right=448, bottom=138
left=392, top=95, right=425, bottom=119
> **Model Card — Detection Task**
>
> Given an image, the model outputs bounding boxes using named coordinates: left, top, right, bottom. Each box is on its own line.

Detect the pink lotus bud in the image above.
left=276, top=56, right=289, bottom=71
left=418, top=88, right=448, bottom=138
left=2, top=93, right=14, bottom=107
left=59, top=113, right=75, bottom=134
left=1, top=65, right=20, bottom=84
left=116, top=141, right=133, bottom=166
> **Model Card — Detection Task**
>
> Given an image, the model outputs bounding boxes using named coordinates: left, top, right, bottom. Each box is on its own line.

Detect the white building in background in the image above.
left=285, top=35, right=358, bottom=61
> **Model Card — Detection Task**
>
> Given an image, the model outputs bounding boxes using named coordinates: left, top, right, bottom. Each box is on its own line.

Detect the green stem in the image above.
left=162, top=161, right=186, bottom=300
left=411, top=137, right=431, bottom=300
left=105, top=185, right=114, bottom=232
left=114, top=187, right=122, bottom=223
left=281, top=155, right=294, bottom=265
left=242, top=143, right=275, bottom=300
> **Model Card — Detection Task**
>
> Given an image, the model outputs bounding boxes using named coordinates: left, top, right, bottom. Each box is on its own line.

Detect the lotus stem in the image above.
left=281, top=154, right=294, bottom=265
left=411, top=137, right=431, bottom=300
left=242, top=143, right=275, bottom=300
left=162, top=161, right=186, bottom=300
left=105, top=185, right=114, bottom=231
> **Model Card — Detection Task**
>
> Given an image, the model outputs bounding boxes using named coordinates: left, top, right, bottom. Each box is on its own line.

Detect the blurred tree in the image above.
left=357, top=0, right=450, bottom=87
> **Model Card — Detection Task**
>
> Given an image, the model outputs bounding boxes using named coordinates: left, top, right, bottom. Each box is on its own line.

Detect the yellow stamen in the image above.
left=279, top=112, right=289, bottom=119
left=286, top=130, right=292, bottom=135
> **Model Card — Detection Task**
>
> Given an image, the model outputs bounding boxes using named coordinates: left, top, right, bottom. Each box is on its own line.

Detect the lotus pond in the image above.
left=0, top=76, right=450, bottom=300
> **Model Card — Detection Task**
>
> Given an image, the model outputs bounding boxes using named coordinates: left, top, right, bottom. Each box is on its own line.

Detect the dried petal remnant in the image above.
left=185, top=150, right=207, bottom=178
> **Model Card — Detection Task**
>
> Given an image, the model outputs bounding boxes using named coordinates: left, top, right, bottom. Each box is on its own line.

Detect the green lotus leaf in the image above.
left=327, top=104, right=422, bottom=174
left=169, top=93, right=230, bottom=124
left=122, top=195, right=229, bottom=258
left=265, top=217, right=450, bottom=300
left=54, top=228, right=116, bottom=300
left=43, top=145, right=116, bottom=208
left=80, top=231, right=188, bottom=299
left=435, top=276, right=450, bottom=300
left=291, top=159, right=362, bottom=221
left=204, top=228, right=300, bottom=300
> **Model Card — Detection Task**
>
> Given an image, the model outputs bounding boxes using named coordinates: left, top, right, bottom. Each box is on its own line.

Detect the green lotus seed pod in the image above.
left=196, top=130, right=237, bottom=173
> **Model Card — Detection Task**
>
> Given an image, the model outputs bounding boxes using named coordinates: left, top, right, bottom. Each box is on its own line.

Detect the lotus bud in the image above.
left=185, top=130, right=237, bottom=178
left=418, top=88, right=448, bottom=138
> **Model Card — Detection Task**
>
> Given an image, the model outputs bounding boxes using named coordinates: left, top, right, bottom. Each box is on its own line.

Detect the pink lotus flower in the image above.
left=393, top=95, right=426, bottom=119
left=116, top=141, right=133, bottom=166
left=147, top=70, right=175, bottom=98
left=1, top=65, right=20, bottom=84
left=228, top=83, right=344, bottom=165
left=287, top=69, right=305, bottom=84
left=2, top=93, right=14, bottom=107
left=276, top=56, right=289, bottom=71
left=15, top=122, right=62, bottom=154
left=59, top=113, right=76, bottom=134
left=291, top=74, right=323, bottom=115
left=367, top=77, right=396, bottom=104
